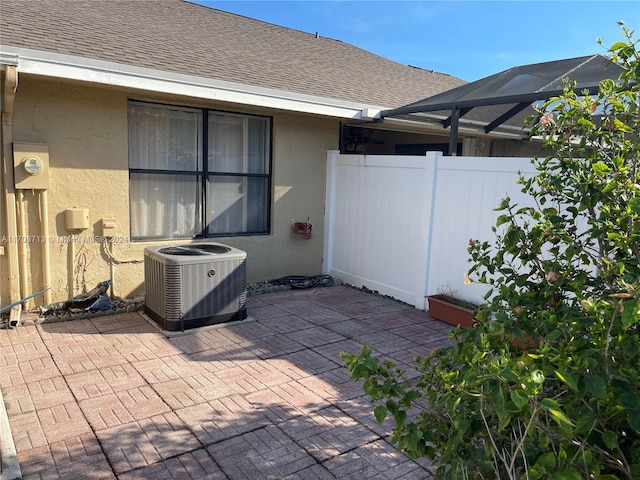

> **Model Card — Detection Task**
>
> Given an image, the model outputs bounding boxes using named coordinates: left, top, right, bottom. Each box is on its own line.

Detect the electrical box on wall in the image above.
left=13, top=143, right=50, bottom=190
left=292, top=219, right=312, bottom=239
left=65, top=208, right=90, bottom=231
left=101, top=218, right=116, bottom=237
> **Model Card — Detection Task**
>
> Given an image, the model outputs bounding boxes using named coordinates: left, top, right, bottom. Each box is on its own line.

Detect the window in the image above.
left=128, top=101, right=271, bottom=240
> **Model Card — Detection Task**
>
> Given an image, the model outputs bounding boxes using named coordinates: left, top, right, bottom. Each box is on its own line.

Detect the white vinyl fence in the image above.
left=323, top=150, right=538, bottom=309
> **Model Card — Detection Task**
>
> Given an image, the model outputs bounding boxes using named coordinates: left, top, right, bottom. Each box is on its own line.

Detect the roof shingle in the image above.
left=0, top=0, right=465, bottom=108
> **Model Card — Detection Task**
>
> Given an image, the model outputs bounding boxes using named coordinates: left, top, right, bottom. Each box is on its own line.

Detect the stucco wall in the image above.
left=490, top=138, right=545, bottom=157
left=5, top=76, right=337, bottom=306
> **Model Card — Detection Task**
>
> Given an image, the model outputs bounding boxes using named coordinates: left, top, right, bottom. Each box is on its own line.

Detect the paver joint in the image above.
left=0, top=286, right=450, bottom=479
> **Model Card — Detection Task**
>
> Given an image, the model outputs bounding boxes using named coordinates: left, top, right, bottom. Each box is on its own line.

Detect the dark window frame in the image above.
left=128, top=100, right=273, bottom=241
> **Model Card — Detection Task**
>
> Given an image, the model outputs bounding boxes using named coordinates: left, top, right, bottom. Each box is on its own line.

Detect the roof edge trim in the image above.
left=381, top=116, right=528, bottom=139
left=0, top=46, right=384, bottom=119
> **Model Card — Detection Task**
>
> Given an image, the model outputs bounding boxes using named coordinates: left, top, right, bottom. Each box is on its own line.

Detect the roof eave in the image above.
left=0, top=46, right=387, bottom=121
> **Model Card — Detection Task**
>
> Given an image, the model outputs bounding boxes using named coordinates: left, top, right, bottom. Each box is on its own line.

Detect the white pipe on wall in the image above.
left=109, top=260, right=114, bottom=298
left=16, top=190, right=30, bottom=310
left=68, top=236, right=75, bottom=300
left=40, top=190, right=52, bottom=305
left=1, top=66, right=21, bottom=324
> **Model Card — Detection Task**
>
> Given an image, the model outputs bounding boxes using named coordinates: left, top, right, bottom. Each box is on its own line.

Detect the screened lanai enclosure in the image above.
left=341, top=54, right=626, bottom=157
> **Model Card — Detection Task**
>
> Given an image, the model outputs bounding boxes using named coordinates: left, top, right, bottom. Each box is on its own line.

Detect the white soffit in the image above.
left=0, top=46, right=384, bottom=120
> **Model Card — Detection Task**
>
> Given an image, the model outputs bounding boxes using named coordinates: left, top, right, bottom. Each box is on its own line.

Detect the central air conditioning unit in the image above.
left=144, top=242, right=247, bottom=331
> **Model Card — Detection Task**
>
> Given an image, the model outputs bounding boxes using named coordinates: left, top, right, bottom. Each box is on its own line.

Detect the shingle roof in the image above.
left=0, top=0, right=466, bottom=109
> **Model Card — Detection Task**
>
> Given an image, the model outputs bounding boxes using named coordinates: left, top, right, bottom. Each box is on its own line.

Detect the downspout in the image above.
left=1, top=66, right=21, bottom=325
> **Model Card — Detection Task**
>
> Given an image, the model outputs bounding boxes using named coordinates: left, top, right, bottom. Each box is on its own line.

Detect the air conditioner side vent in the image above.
left=164, top=264, right=182, bottom=321
left=239, top=259, right=247, bottom=310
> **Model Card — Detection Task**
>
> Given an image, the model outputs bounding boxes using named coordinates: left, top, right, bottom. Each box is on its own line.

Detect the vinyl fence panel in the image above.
left=324, top=151, right=538, bottom=309
left=426, top=156, right=537, bottom=305
left=324, top=151, right=436, bottom=308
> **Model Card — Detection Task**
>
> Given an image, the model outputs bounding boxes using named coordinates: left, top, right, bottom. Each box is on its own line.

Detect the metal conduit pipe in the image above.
left=1, top=66, right=21, bottom=325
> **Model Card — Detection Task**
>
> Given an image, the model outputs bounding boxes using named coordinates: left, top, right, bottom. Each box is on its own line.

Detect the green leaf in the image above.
left=575, top=412, right=597, bottom=435
left=549, top=409, right=575, bottom=428
left=490, top=384, right=508, bottom=429
left=577, top=118, right=595, bottom=129
left=602, top=179, right=618, bottom=193
left=585, top=375, right=608, bottom=399
left=374, top=405, right=388, bottom=424
left=602, top=430, right=618, bottom=450
left=541, top=397, right=561, bottom=410
left=621, top=299, right=640, bottom=329
left=386, top=399, right=398, bottom=415
left=541, top=397, right=575, bottom=428
left=619, top=392, right=640, bottom=409
left=395, top=410, right=407, bottom=429
left=510, top=389, right=529, bottom=410
left=629, top=409, right=640, bottom=432
left=538, top=431, right=550, bottom=449
left=545, top=329, right=562, bottom=343
left=555, top=370, right=579, bottom=392
left=535, top=451, right=557, bottom=471
left=622, top=337, right=640, bottom=356
left=592, top=162, right=611, bottom=175
left=613, top=118, right=633, bottom=132
left=496, top=214, right=510, bottom=227
left=454, top=415, right=468, bottom=433
left=406, top=428, right=422, bottom=451
left=364, top=356, right=379, bottom=371
left=609, top=41, right=629, bottom=50
left=629, top=197, right=640, bottom=214
left=362, top=379, right=378, bottom=396
left=405, top=390, right=421, bottom=402
left=528, top=464, right=546, bottom=480
left=549, top=467, right=581, bottom=480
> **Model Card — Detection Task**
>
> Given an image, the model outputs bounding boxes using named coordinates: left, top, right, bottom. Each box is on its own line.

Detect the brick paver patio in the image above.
left=1, top=285, right=453, bottom=479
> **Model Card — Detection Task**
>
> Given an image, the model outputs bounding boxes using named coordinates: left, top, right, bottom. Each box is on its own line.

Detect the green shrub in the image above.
left=342, top=26, right=639, bottom=480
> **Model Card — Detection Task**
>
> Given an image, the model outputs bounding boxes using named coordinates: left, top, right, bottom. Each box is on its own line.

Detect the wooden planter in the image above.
left=427, top=295, right=475, bottom=328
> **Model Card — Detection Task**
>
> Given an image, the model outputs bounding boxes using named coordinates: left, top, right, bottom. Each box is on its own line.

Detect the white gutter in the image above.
left=0, top=46, right=385, bottom=120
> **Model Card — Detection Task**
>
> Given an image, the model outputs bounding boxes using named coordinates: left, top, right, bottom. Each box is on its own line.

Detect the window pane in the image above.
left=130, top=173, right=201, bottom=238
left=247, top=117, right=270, bottom=174
left=128, top=103, right=202, bottom=171
left=207, top=175, right=269, bottom=235
left=208, top=113, right=269, bottom=174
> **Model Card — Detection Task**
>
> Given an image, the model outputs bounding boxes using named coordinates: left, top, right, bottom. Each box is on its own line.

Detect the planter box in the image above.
left=427, top=295, right=475, bottom=328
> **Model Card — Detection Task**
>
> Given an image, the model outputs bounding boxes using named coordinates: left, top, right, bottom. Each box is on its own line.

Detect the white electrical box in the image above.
left=101, top=218, right=116, bottom=237
left=13, top=143, right=50, bottom=190
left=65, top=208, right=90, bottom=231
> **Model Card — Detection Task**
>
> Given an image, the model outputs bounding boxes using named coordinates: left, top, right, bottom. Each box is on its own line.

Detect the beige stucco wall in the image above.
left=490, top=138, right=545, bottom=157
left=3, top=75, right=337, bottom=306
